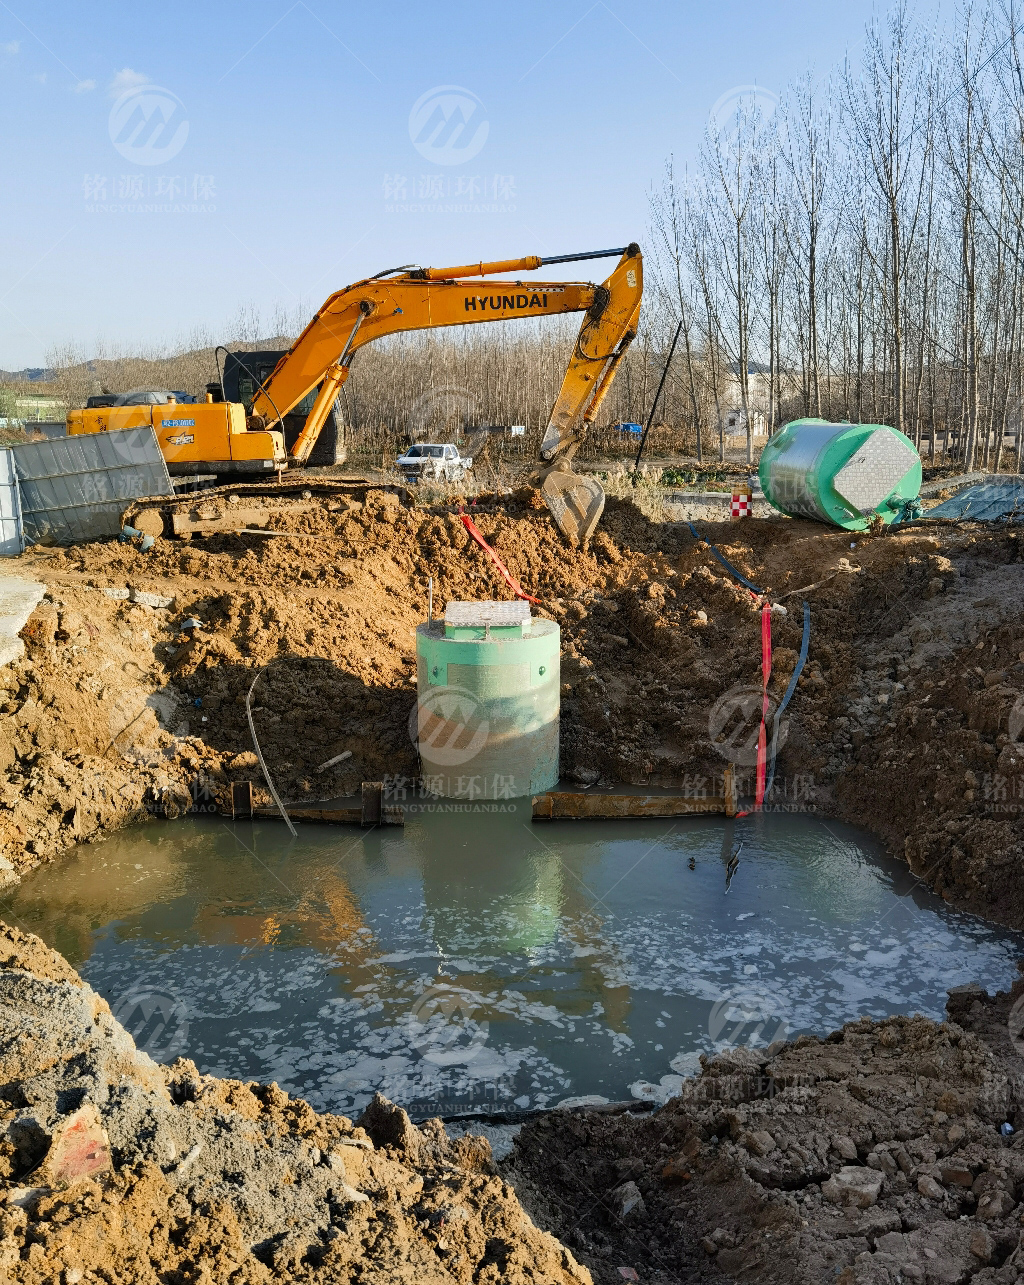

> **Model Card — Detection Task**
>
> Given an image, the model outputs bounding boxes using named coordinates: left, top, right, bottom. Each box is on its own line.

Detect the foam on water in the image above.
left=5, top=810, right=1021, bottom=1117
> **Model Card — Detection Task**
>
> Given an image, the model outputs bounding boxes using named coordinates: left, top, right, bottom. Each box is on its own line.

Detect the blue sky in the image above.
left=1, top=0, right=919, bottom=368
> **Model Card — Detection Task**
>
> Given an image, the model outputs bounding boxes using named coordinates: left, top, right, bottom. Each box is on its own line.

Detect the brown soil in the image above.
left=0, top=584, right=223, bottom=880
left=506, top=979, right=1024, bottom=1284
left=0, top=919, right=590, bottom=1284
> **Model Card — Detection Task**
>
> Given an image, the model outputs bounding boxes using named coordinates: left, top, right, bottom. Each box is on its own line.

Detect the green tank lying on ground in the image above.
left=759, top=418, right=922, bottom=531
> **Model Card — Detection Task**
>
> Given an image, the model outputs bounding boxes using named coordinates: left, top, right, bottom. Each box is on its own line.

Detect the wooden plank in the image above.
left=235, top=803, right=403, bottom=826
left=361, top=781, right=383, bottom=826
left=231, top=781, right=254, bottom=819
left=532, top=793, right=729, bottom=821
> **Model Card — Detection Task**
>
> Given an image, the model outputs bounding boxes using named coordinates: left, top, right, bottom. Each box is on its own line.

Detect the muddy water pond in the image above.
left=5, top=810, right=1022, bottom=1119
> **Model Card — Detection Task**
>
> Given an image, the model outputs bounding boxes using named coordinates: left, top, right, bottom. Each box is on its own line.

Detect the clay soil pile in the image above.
left=0, top=920, right=589, bottom=1284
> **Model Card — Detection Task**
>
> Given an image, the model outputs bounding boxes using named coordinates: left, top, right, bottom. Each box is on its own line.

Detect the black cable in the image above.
left=765, top=600, right=811, bottom=795
left=367, top=264, right=419, bottom=280
left=634, top=320, right=683, bottom=470
left=574, top=328, right=619, bottom=365
left=686, top=523, right=766, bottom=595
left=215, top=344, right=287, bottom=430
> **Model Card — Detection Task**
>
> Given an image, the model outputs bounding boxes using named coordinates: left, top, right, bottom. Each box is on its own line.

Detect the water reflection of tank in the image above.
left=414, top=815, right=633, bottom=1034
left=12, top=813, right=640, bottom=1051
left=415, top=814, right=564, bottom=953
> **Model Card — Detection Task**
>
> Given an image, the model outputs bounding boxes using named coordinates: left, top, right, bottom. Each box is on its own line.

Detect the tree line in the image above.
left=650, top=0, right=1024, bottom=470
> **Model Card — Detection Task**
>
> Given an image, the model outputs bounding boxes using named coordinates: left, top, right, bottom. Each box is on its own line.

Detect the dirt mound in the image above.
left=0, top=919, right=590, bottom=1284
left=0, top=583, right=222, bottom=879
left=506, top=981, right=1024, bottom=1284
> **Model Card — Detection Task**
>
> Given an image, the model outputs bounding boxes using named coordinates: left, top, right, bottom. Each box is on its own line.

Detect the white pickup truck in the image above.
left=395, top=443, right=471, bottom=483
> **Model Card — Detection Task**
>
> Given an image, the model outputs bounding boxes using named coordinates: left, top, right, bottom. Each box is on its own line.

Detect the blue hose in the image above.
left=686, top=523, right=766, bottom=595
left=765, top=600, right=811, bottom=795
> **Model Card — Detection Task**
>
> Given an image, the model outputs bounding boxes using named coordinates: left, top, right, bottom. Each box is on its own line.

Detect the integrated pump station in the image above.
left=759, top=419, right=923, bottom=530
left=415, top=601, right=560, bottom=800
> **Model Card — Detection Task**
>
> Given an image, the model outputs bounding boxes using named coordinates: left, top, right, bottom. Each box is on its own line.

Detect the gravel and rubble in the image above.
left=505, top=979, right=1024, bottom=1284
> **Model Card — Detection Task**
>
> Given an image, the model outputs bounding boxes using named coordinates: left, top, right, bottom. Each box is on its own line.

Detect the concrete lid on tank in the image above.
left=444, top=599, right=531, bottom=639
left=832, top=429, right=919, bottom=514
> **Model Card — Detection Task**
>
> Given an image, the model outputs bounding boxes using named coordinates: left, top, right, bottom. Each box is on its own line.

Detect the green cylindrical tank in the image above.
left=415, top=600, right=559, bottom=799
left=759, top=419, right=922, bottom=531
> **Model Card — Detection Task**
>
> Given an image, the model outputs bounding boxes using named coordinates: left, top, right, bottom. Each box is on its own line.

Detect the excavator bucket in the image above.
left=539, top=467, right=606, bottom=546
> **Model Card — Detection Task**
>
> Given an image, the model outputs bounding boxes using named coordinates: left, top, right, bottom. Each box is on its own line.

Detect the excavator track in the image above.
left=121, top=476, right=412, bottom=540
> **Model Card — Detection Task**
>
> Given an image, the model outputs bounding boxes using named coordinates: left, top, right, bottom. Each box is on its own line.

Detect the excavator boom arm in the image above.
left=250, top=245, right=643, bottom=542
left=252, top=246, right=641, bottom=456
left=253, top=279, right=596, bottom=428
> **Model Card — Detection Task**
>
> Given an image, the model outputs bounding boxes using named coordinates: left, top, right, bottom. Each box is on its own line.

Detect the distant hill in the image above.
left=0, top=368, right=56, bottom=382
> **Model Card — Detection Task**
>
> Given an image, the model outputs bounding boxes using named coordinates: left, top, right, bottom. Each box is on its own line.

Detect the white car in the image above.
left=396, top=443, right=471, bottom=483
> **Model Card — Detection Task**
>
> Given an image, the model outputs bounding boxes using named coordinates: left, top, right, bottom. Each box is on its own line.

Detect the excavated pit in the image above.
left=3, top=487, right=1024, bottom=1282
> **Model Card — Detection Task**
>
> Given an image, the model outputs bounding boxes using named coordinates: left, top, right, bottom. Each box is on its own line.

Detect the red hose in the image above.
left=460, top=514, right=541, bottom=605
left=755, top=603, right=772, bottom=810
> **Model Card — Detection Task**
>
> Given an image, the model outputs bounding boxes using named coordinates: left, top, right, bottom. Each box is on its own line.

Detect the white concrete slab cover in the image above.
left=444, top=600, right=531, bottom=627
left=833, top=430, right=919, bottom=514
left=0, top=576, right=45, bottom=668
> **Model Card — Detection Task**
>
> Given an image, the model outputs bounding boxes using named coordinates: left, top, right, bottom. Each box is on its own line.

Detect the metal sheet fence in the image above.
left=10, top=428, right=172, bottom=545
left=0, top=451, right=23, bottom=557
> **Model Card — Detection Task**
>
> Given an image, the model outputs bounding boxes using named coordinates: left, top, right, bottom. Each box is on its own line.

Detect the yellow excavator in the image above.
left=68, top=244, right=642, bottom=543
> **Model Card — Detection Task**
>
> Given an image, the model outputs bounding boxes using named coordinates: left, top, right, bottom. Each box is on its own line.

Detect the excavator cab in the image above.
left=221, top=351, right=345, bottom=468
